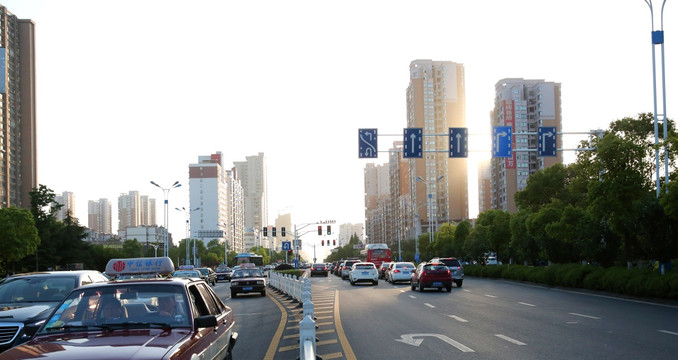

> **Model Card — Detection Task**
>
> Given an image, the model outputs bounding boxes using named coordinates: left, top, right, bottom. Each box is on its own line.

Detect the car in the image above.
left=0, top=257, right=237, bottom=360
left=431, top=257, right=464, bottom=287
left=310, top=263, right=329, bottom=277
left=386, top=262, right=415, bottom=284
left=348, top=262, right=378, bottom=285
left=195, top=267, right=217, bottom=286
left=230, top=266, right=267, bottom=297
left=378, top=262, right=392, bottom=279
left=410, top=262, right=453, bottom=292
left=340, top=260, right=361, bottom=280
left=486, top=256, right=499, bottom=265
left=0, top=270, right=109, bottom=353
left=172, top=270, right=202, bottom=279
left=215, top=266, right=233, bottom=282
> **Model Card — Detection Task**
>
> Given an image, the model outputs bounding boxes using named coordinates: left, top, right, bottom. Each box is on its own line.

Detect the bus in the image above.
left=234, top=253, right=263, bottom=267
left=359, top=244, right=391, bottom=268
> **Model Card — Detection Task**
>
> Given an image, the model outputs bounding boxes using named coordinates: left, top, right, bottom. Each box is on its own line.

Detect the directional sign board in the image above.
left=538, top=126, right=557, bottom=157
left=403, top=128, right=423, bottom=158
left=448, top=127, right=468, bottom=158
left=358, top=128, right=378, bottom=158
left=492, top=126, right=512, bottom=158
left=282, top=241, right=291, bottom=251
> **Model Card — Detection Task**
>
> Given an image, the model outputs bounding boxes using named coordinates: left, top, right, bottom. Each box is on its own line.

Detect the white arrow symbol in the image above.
left=541, top=131, right=554, bottom=152
left=410, top=132, right=418, bottom=151
left=395, top=333, right=475, bottom=352
left=455, top=132, right=462, bottom=152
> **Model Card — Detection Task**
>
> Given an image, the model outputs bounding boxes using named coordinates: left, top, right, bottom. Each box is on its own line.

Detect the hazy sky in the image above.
left=4, top=0, right=674, bottom=256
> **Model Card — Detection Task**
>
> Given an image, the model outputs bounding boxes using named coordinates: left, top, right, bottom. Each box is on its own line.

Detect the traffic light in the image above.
left=321, top=240, right=324, bottom=246
left=281, top=227, right=286, bottom=237
left=288, top=249, right=293, bottom=255
left=333, top=239, right=336, bottom=246
left=263, top=227, right=268, bottom=236
left=327, top=225, right=331, bottom=235
left=272, top=227, right=277, bottom=237
left=318, top=226, right=322, bottom=235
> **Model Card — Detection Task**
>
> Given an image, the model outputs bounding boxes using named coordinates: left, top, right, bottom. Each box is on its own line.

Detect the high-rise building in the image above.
left=117, top=191, right=155, bottom=233
left=188, top=152, right=245, bottom=253
left=407, top=60, right=468, bottom=234
left=54, top=191, right=75, bottom=222
left=478, top=159, right=492, bottom=214
left=338, top=223, right=364, bottom=247
left=364, top=163, right=390, bottom=244
left=139, top=195, right=156, bottom=226
left=88, top=198, right=112, bottom=234
left=0, top=6, right=36, bottom=209
left=234, top=152, right=268, bottom=249
left=490, top=78, right=562, bottom=212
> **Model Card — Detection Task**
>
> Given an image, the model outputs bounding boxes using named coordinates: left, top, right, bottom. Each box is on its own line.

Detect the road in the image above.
left=213, top=273, right=678, bottom=359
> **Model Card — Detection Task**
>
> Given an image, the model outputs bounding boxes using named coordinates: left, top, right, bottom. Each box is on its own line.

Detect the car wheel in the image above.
left=418, top=282, right=424, bottom=292
left=261, top=290, right=267, bottom=296
left=456, top=280, right=463, bottom=287
left=350, top=280, right=355, bottom=286
left=373, top=280, right=378, bottom=286
left=446, top=286, right=452, bottom=292
left=231, top=290, right=236, bottom=298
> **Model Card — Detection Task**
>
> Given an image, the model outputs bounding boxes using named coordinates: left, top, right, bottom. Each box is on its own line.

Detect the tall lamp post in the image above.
left=151, top=180, right=181, bottom=257
left=176, top=207, right=200, bottom=265
left=415, top=175, right=445, bottom=245
left=645, top=0, right=669, bottom=197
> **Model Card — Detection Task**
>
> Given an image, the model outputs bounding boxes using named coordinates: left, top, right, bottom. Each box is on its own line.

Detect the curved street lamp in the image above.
left=176, top=207, right=200, bottom=265
left=150, top=180, right=181, bottom=257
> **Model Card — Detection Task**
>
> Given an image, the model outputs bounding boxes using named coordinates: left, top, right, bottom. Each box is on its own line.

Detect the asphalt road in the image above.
left=214, top=274, right=678, bottom=360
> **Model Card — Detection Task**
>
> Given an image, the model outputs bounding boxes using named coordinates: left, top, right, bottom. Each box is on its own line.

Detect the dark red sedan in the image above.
left=410, top=262, right=453, bottom=292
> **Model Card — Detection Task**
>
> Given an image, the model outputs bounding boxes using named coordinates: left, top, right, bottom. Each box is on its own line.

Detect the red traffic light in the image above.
left=321, top=240, right=324, bottom=246
left=333, top=239, right=336, bottom=246
left=318, top=226, right=322, bottom=235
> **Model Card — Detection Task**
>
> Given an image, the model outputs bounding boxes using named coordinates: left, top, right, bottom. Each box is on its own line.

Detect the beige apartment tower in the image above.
left=490, top=78, right=562, bottom=213
left=407, top=60, right=468, bottom=233
left=0, top=5, right=36, bottom=209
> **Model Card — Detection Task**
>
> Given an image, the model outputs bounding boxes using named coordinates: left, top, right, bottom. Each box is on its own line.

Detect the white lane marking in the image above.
left=569, top=312, right=601, bottom=320
left=424, top=303, right=435, bottom=308
left=462, top=289, right=471, bottom=292
left=409, top=295, right=416, bottom=299
left=495, top=334, right=527, bottom=345
left=485, top=294, right=497, bottom=298
left=447, top=315, right=468, bottom=322
left=518, top=302, right=536, bottom=307
left=659, top=330, right=678, bottom=336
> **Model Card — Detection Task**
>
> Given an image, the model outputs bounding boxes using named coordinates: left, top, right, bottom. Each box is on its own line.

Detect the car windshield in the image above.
left=196, top=268, right=209, bottom=276
left=232, top=269, right=263, bottom=278
left=173, top=271, right=199, bottom=277
left=424, top=264, right=449, bottom=271
left=40, top=284, right=190, bottom=333
left=0, top=276, right=77, bottom=303
left=216, top=267, right=230, bottom=272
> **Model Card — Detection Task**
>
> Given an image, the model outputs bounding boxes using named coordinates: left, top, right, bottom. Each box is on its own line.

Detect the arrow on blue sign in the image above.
left=358, top=129, right=378, bottom=158
left=282, top=241, right=291, bottom=250
left=492, top=126, right=512, bottom=158
left=449, top=128, right=467, bottom=158
left=403, top=128, right=423, bottom=158
left=538, top=127, right=557, bottom=157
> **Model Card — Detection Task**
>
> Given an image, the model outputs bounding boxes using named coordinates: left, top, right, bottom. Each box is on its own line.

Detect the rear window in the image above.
left=396, top=263, right=414, bottom=269
left=423, top=264, right=448, bottom=271
left=355, top=264, right=375, bottom=269
left=436, top=259, right=461, bottom=267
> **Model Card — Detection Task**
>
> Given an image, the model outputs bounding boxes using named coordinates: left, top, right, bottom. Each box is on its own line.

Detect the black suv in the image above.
left=195, top=267, right=217, bottom=286
left=0, top=270, right=109, bottom=352
left=430, top=257, right=464, bottom=287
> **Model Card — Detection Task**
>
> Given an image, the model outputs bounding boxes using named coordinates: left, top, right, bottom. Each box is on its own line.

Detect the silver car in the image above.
left=430, top=257, right=464, bottom=287
left=340, top=260, right=361, bottom=280
left=386, top=262, right=416, bottom=284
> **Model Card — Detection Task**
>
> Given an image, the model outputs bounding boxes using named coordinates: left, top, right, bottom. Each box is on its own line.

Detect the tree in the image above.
left=475, top=209, right=511, bottom=261
left=0, top=207, right=40, bottom=274
left=451, top=220, right=471, bottom=258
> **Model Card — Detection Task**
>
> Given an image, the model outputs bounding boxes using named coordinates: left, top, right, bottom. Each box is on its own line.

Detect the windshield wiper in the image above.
left=46, top=324, right=112, bottom=332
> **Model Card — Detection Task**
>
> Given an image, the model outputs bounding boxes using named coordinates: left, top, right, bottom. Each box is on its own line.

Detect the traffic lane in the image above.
left=423, top=278, right=678, bottom=359
left=214, top=282, right=281, bottom=360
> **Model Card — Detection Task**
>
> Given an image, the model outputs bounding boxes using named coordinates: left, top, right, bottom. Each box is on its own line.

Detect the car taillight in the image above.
left=393, top=270, right=400, bottom=273
left=447, top=270, right=451, bottom=275
left=343, top=266, right=348, bottom=270
left=323, top=267, right=327, bottom=271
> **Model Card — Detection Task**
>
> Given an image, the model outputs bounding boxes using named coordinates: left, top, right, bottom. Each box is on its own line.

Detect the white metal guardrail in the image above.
left=268, top=271, right=317, bottom=360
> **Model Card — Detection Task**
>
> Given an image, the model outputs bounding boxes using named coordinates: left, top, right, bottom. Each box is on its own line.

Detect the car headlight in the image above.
left=256, top=280, right=264, bottom=285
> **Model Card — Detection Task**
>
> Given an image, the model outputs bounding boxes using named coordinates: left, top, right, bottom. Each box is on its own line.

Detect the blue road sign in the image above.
left=538, top=126, right=557, bottom=157
left=492, top=126, right=512, bottom=158
left=403, top=128, right=423, bottom=158
left=282, top=241, right=291, bottom=251
left=358, top=128, right=378, bottom=158
left=449, top=127, right=468, bottom=158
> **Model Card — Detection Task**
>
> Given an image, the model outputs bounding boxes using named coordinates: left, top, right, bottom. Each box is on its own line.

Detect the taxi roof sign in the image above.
left=105, top=257, right=175, bottom=276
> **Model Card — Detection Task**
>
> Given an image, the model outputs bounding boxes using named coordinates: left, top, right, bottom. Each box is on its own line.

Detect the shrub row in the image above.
left=464, top=263, right=678, bottom=300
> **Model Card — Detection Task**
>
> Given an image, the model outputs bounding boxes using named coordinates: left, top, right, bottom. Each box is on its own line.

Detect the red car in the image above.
left=410, top=262, right=453, bottom=292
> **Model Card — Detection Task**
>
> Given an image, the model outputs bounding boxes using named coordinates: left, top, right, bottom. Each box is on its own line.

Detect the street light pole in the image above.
left=151, top=180, right=181, bottom=257
left=415, top=175, right=445, bottom=245
left=644, top=0, right=669, bottom=197
left=176, top=207, right=200, bottom=265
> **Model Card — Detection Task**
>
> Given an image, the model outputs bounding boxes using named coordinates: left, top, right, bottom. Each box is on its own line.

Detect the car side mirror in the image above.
left=194, top=315, right=218, bottom=328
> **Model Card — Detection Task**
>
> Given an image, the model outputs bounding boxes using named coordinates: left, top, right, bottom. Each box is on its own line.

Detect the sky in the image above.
left=3, top=0, right=675, bottom=258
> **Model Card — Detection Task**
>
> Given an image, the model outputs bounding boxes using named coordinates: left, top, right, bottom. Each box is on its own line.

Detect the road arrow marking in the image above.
left=395, top=334, right=475, bottom=352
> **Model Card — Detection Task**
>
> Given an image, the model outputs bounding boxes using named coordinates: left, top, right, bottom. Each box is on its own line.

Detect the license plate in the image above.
left=403, top=271, right=410, bottom=274
left=243, top=286, right=253, bottom=291
left=433, top=282, right=442, bottom=286
left=362, top=272, right=369, bottom=275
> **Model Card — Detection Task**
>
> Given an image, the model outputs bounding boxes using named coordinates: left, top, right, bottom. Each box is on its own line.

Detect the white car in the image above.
left=349, top=262, right=378, bottom=286
left=387, top=262, right=415, bottom=284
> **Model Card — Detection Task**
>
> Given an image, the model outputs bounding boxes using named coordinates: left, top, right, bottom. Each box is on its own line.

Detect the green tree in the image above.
left=451, top=220, right=471, bottom=258
left=0, top=207, right=40, bottom=274
left=122, top=239, right=144, bottom=258
left=463, top=225, right=490, bottom=264
left=475, top=209, right=511, bottom=261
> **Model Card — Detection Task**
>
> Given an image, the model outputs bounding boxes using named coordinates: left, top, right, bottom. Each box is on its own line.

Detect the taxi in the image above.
left=0, top=257, right=238, bottom=360
left=229, top=263, right=266, bottom=298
